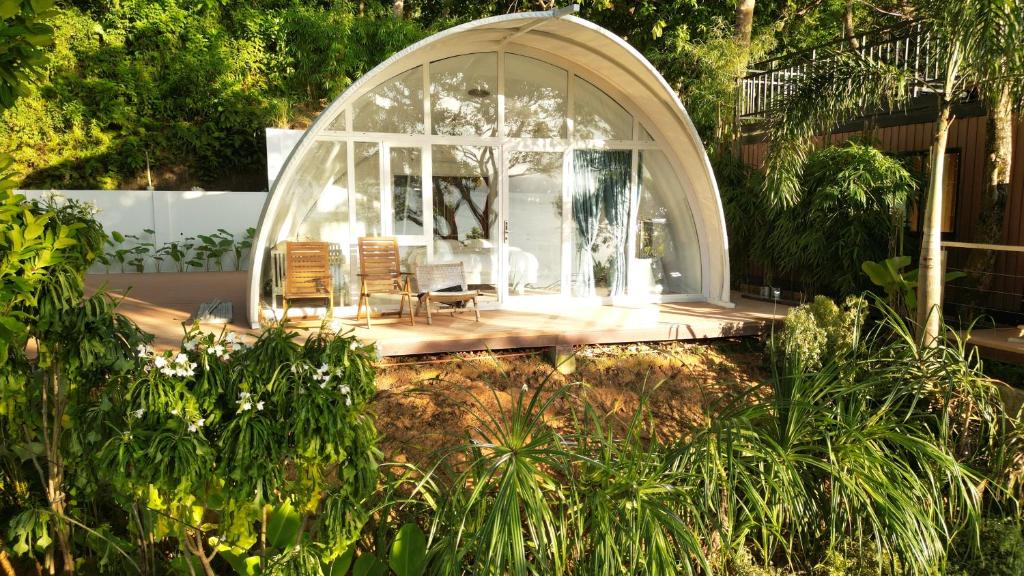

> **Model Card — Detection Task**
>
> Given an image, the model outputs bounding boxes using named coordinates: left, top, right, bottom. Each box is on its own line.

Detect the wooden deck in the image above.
left=964, top=327, right=1024, bottom=364
left=85, top=272, right=787, bottom=357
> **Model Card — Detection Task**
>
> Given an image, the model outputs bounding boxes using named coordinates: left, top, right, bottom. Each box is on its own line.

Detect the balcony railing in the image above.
left=739, top=21, right=942, bottom=119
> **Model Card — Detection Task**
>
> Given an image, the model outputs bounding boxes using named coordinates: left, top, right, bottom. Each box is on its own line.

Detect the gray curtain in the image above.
left=572, top=150, right=604, bottom=296
left=601, top=150, right=631, bottom=296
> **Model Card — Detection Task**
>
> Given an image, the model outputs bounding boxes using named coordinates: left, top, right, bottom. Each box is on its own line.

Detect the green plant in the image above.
left=233, top=227, right=255, bottom=272
left=774, top=295, right=867, bottom=371
left=861, top=256, right=965, bottom=319
left=949, top=518, right=1024, bottom=576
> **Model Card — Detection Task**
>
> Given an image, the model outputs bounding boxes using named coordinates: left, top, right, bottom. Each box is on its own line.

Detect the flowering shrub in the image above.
left=775, top=295, right=867, bottom=371
left=86, top=324, right=380, bottom=575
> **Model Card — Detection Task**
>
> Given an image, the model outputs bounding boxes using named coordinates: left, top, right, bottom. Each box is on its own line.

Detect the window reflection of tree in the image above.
left=430, top=54, right=497, bottom=137
left=432, top=146, right=498, bottom=241
left=352, top=67, right=424, bottom=134
left=574, top=77, right=631, bottom=140
left=505, top=55, right=566, bottom=138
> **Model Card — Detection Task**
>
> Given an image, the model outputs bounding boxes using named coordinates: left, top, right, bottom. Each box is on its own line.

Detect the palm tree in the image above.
left=760, top=0, right=1024, bottom=345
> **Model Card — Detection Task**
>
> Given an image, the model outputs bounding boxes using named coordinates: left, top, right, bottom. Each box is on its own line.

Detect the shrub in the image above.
left=775, top=295, right=866, bottom=371
left=0, top=192, right=380, bottom=574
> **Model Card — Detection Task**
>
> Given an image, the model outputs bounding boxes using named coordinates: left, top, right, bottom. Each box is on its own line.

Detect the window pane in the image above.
left=431, top=53, right=497, bottom=136
left=505, top=54, right=567, bottom=138
left=639, top=125, right=653, bottom=141
left=327, top=109, right=347, bottom=131
left=508, top=152, right=562, bottom=295
left=352, top=67, right=424, bottom=134
left=354, top=142, right=381, bottom=237
left=431, top=145, right=499, bottom=299
left=637, top=150, right=701, bottom=295
left=287, top=141, right=352, bottom=305
left=574, top=76, right=632, bottom=140
left=390, top=147, right=423, bottom=236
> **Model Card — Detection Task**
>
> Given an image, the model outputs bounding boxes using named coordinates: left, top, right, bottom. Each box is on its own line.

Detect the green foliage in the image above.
left=0, top=0, right=55, bottom=110
left=862, top=255, right=965, bottom=318
left=770, top=142, right=916, bottom=294
left=775, top=295, right=866, bottom=371
left=725, top=141, right=915, bottom=295
left=950, top=518, right=1024, bottom=576
left=0, top=192, right=380, bottom=574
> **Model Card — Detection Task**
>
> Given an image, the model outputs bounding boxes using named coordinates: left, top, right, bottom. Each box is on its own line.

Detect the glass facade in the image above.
left=265, top=50, right=702, bottom=309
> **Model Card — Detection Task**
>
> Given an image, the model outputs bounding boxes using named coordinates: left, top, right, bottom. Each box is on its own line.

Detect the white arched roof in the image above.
left=247, top=8, right=731, bottom=326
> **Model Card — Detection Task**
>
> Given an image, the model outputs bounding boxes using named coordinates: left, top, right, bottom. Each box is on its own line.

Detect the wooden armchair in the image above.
left=282, top=241, right=333, bottom=322
left=356, top=236, right=415, bottom=328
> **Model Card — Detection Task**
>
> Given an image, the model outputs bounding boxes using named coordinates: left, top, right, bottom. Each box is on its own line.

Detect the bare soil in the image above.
left=371, top=339, right=767, bottom=468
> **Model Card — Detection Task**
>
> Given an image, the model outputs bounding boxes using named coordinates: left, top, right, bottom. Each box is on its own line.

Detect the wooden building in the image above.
left=737, top=24, right=1024, bottom=323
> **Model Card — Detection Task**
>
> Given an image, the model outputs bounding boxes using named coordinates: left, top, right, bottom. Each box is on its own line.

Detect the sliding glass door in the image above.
left=431, top=144, right=500, bottom=301
left=505, top=151, right=565, bottom=297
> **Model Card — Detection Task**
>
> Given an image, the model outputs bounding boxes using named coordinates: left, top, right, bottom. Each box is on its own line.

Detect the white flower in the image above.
left=226, top=332, right=236, bottom=343
left=175, top=353, right=189, bottom=365
left=160, top=366, right=176, bottom=377
left=132, top=408, right=145, bottom=419
left=222, top=353, right=231, bottom=362
left=338, top=385, right=350, bottom=395
left=239, top=401, right=252, bottom=412
left=521, top=383, right=528, bottom=393
left=170, top=408, right=180, bottom=416
left=183, top=339, right=197, bottom=351
left=350, top=341, right=358, bottom=350
left=255, top=401, right=264, bottom=411
left=238, top=391, right=251, bottom=400
left=136, top=344, right=150, bottom=357
left=344, top=397, right=352, bottom=407
left=207, top=345, right=225, bottom=357
left=188, top=417, right=205, bottom=432
left=154, top=356, right=168, bottom=368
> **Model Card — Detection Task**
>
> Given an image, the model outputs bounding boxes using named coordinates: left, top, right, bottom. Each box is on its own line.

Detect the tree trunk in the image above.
left=735, top=0, right=755, bottom=45
left=843, top=0, right=860, bottom=48
left=732, top=0, right=756, bottom=155
left=916, top=101, right=953, bottom=345
left=963, top=86, right=1013, bottom=310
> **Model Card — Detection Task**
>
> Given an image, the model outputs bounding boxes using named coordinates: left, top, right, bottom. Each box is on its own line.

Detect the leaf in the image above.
left=325, top=545, right=355, bottom=576
left=352, top=554, right=387, bottom=576
left=0, top=0, right=20, bottom=19
left=30, top=0, right=54, bottom=12
left=265, top=500, right=301, bottom=549
left=220, top=549, right=262, bottom=576
left=389, top=523, right=426, bottom=576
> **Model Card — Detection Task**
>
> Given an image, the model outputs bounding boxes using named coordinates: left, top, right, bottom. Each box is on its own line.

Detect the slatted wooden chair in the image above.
left=356, top=236, right=414, bottom=328
left=282, top=241, right=333, bottom=323
left=415, top=262, right=480, bottom=325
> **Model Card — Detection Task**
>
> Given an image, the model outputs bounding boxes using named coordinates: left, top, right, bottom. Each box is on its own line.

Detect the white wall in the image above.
left=20, top=189, right=268, bottom=273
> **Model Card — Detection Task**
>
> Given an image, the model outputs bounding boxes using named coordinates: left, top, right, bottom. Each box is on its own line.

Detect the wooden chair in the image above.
left=414, top=262, right=480, bottom=325
left=282, top=241, right=333, bottom=322
left=356, top=236, right=414, bottom=328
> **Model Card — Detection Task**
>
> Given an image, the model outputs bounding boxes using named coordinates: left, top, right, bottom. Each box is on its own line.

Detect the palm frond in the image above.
left=762, top=50, right=913, bottom=206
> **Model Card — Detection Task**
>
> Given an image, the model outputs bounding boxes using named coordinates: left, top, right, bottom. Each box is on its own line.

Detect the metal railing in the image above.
left=942, top=241, right=1024, bottom=327
left=739, top=21, right=942, bottom=119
